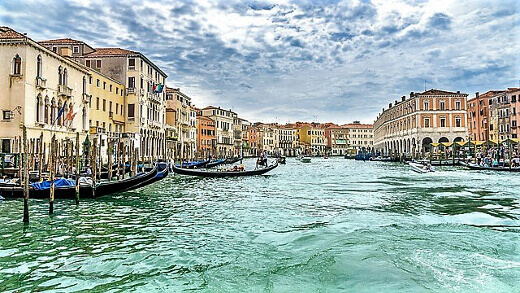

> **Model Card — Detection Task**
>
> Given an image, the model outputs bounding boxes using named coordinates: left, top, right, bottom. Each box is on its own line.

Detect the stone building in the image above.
left=201, top=106, right=235, bottom=157
left=466, top=91, right=503, bottom=141
left=325, top=126, right=348, bottom=156
left=488, top=91, right=511, bottom=142
left=165, top=87, right=197, bottom=159
left=73, top=47, right=167, bottom=160
left=196, top=109, right=215, bottom=158
left=0, top=27, right=90, bottom=153
left=342, top=122, right=373, bottom=154
left=508, top=88, right=520, bottom=139
left=373, top=89, right=468, bottom=157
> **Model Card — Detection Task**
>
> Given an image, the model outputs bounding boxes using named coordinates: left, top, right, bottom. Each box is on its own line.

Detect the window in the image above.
left=96, top=60, right=102, bottom=68
left=86, top=60, right=91, bottom=68
left=109, top=101, right=112, bottom=113
left=36, top=95, right=41, bottom=122
left=121, top=105, right=123, bottom=114
left=44, top=99, right=49, bottom=124
left=96, top=97, right=99, bottom=110
left=439, top=100, right=445, bottom=110
left=128, top=104, right=135, bottom=117
left=424, top=101, right=429, bottom=110
left=116, top=103, right=119, bottom=114
left=116, top=88, right=119, bottom=95
left=3, top=110, right=11, bottom=120
left=73, top=46, right=79, bottom=54
left=103, top=81, right=106, bottom=90
left=440, top=117, right=446, bottom=127
left=58, top=66, right=63, bottom=85
left=129, top=58, right=135, bottom=69
left=96, top=79, right=100, bottom=87
left=128, top=77, right=135, bottom=88
left=455, top=101, right=461, bottom=110
left=424, top=117, right=430, bottom=127
left=102, top=99, right=106, bottom=111
left=12, top=55, right=22, bottom=75
left=109, top=84, right=112, bottom=92
left=513, top=95, right=517, bottom=103
left=490, top=124, right=494, bottom=131
left=36, top=55, right=42, bottom=77
left=455, top=117, right=461, bottom=128
left=52, top=47, right=57, bottom=53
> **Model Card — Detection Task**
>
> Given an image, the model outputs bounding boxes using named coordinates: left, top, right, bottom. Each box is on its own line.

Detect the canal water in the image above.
left=0, top=158, right=519, bottom=292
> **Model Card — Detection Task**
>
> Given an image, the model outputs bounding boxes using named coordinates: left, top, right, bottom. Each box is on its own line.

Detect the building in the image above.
left=244, top=125, right=259, bottom=157
left=233, top=116, right=248, bottom=157
left=297, top=123, right=326, bottom=155
left=488, top=91, right=510, bottom=141
left=165, top=87, right=197, bottom=159
left=0, top=27, right=90, bottom=153
left=196, top=110, right=215, bottom=158
left=466, top=91, right=503, bottom=141
left=87, top=69, right=126, bottom=140
left=325, top=125, right=348, bottom=156
left=343, top=122, right=373, bottom=154
left=201, top=106, right=235, bottom=157
left=279, top=125, right=300, bottom=156
left=74, top=47, right=168, bottom=160
left=373, top=89, right=468, bottom=157
left=256, top=123, right=277, bottom=154
left=508, top=88, right=520, bottom=139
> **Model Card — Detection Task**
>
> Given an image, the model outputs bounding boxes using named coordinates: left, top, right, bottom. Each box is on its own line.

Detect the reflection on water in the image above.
left=0, top=158, right=519, bottom=292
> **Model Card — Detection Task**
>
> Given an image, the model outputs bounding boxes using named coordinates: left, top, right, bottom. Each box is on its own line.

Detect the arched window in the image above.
left=13, top=54, right=22, bottom=75
left=36, top=95, right=41, bottom=122
left=44, top=97, right=49, bottom=124
left=36, top=55, right=42, bottom=77
left=50, top=99, right=56, bottom=123
left=58, top=66, right=63, bottom=85
left=63, top=68, right=68, bottom=86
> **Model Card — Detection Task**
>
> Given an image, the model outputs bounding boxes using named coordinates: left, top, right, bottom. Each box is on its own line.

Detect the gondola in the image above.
left=0, top=164, right=159, bottom=199
left=204, top=159, right=226, bottom=168
left=175, top=159, right=210, bottom=169
left=459, top=161, right=520, bottom=172
left=409, top=162, right=434, bottom=173
left=172, top=161, right=278, bottom=177
left=224, top=157, right=242, bottom=164
left=120, top=162, right=169, bottom=192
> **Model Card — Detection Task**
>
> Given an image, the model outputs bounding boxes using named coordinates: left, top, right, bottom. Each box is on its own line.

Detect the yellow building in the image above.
left=88, top=70, right=125, bottom=137
left=297, top=123, right=326, bottom=155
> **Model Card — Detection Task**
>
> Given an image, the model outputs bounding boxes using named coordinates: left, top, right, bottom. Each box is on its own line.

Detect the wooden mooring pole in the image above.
left=49, top=134, right=56, bottom=215
left=22, top=126, right=29, bottom=223
left=75, top=132, right=80, bottom=205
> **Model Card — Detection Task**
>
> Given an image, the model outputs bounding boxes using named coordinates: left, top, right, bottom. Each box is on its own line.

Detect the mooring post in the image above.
left=49, top=135, right=56, bottom=215
left=75, top=132, right=80, bottom=205
left=108, top=140, right=113, bottom=182
left=91, top=137, right=97, bottom=198
left=22, top=126, right=29, bottom=223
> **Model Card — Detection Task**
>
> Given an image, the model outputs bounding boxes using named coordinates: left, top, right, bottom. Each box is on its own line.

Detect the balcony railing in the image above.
left=126, top=88, right=136, bottom=95
left=58, top=84, right=72, bottom=97
left=36, top=76, right=46, bottom=89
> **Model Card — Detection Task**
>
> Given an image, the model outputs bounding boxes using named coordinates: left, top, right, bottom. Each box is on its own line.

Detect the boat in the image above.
left=175, top=159, right=210, bottom=169
left=224, top=157, right=242, bottom=164
left=369, top=156, right=394, bottom=162
left=277, top=156, right=286, bottom=164
left=0, top=164, right=160, bottom=199
left=459, top=161, right=520, bottom=172
left=409, top=162, right=435, bottom=173
left=120, top=162, right=169, bottom=192
left=300, top=156, right=311, bottom=163
left=205, top=159, right=226, bottom=168
left=172, top=161, right=278, bottom=177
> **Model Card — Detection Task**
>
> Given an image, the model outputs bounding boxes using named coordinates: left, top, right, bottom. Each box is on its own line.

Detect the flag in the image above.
left=66, top=105, right=79, bottom=127
left=154, top=83, right=163, bottom=93
left=53, top=103, right=67, bottom=125
left=65, top=106, right=74, bottom=121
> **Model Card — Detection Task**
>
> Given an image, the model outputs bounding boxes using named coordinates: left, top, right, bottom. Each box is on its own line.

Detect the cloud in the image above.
left=0, top=0, right=518, bottom=124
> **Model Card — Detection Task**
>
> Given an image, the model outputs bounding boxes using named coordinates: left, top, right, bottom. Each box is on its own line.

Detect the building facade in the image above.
left=165, top=87, right=197, bottom=159
left=373, top=89, right=468, bottom=157
left=325, top=126, right=348, bottom=156
left=466, top=91, right=502, bottom=141
left=343, top=122, right=373, bottom=153
left=0, top=27, right=90, bottom=153
left=196, top=112, right=215, bottom=158
left=74, top=47, right=167, bottom=160
left=508, top=88, right=520, bottom=139
left=201, top=106, right=235, bottom=157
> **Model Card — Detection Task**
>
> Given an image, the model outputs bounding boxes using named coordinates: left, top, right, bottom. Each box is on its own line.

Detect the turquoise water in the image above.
left=0, top=158, right=519, bottom=292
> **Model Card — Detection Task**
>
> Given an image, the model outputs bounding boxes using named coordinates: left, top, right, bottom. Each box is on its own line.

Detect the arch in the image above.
left=58, top=66, right=63, bottom=85
left=438, top=137, right=449, bottom=143
left=454, top=137, right=464, bottom=142
left=44, top=96, right=49, bottom=124
left=422, top=137, right=433, bottom=152
left=63, top=68, right=68, bottom=86
left=36, top=55, right=42, bottom=77
left=12, top=54, right=22, bottom=75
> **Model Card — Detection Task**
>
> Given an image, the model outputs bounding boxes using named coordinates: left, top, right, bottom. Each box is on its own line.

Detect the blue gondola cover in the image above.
left=31, top=178, right=76, bottom=190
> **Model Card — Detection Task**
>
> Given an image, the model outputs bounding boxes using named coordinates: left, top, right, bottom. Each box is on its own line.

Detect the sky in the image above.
left=1, top=0, right=519, bottom=124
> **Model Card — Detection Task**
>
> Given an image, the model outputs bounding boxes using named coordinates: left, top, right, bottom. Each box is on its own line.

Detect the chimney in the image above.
left=456, top=91, right=460, bottom=94
left=410, top=92, right=414, bottom=98
left=394, top=100, right=398, bottom=105
left=401, top=96, right=406, bottom=102
left=389, top=103, right=392, bottom=108
left=475, top=91, right=479, bottom=98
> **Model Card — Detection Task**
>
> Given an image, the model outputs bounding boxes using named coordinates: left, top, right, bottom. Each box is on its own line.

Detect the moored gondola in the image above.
left=460, top=161, right=520, bottom=172
left=204, top=159, right=226, bottom=168
left=120, top=162, right=169, bottom=192
left=175, top=160, right=210, bottom=169
left=172, top=161, right=278, bottom=177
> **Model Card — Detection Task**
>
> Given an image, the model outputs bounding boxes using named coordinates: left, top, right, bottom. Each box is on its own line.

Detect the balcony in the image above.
left=36, top=76, right=46, bottom=89
left=58, top=84, right=72, bottom=97
left=126, top=88, right=136, bottom=95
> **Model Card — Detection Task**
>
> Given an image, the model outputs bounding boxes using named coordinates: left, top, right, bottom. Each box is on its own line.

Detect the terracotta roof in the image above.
left=84, top=48, right=138, bottom=57
left=341, top=123, right=373, bottom=129
left=0, top=27, right=26, bottom=39
left=418, top=89, right=465, bottom=96
left=39, top=38, right=84, bottom=45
